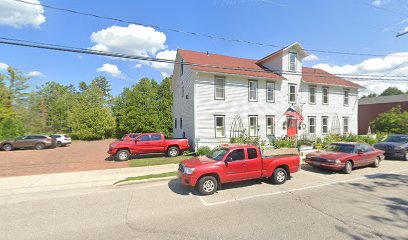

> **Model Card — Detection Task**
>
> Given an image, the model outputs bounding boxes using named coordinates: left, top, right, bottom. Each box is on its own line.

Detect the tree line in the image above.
left=0, top=66, right=173, bottom=141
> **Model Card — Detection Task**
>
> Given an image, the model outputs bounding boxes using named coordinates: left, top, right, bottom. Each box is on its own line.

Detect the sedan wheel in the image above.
left=404, top=152, right=408, bottom=161
left=2, top=144, right=13, bottom=151
left=372, top=157, right=380, bottom=168
left=343, top=161, right=352, bottom=174
left=197, top=176, right=218, bottom=195
left=35, top=143, right=45, bottom=150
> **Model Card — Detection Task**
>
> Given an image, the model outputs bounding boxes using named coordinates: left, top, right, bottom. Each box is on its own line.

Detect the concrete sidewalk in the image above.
left=0, top=164, right=178, bottom=196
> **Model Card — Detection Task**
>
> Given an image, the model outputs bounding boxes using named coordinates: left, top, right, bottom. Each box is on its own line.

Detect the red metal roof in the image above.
left=178, top=49, right=362, bottom=88
left=178, top=49, right=285, bottom=79
left=302, top=67, right=362, bottom=88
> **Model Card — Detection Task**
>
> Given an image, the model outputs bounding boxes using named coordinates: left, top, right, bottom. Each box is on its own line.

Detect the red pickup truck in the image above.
left=178, top=144, right=300, bottom=195
left=108, top=133, right=190, bottom=161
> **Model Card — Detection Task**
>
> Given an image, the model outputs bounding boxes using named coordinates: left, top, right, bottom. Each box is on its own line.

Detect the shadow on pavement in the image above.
left=105, top=153, right=169, bottom=162
left=168, top=179, right=196, bottom=196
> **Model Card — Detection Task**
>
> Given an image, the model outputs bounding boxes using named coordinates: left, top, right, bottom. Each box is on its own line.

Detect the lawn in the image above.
left=114, top=171, right=178, bottom=184
left=129, top=155, right=191, bottom=167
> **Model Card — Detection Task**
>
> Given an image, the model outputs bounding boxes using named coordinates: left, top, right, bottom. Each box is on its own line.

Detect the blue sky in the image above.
left=1, top=0, right=408, bottom=95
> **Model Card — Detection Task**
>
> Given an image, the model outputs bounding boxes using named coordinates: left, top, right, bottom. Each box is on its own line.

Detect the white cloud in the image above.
left=97, top=63, right=125, bottom=79
left=134, top=63, right=142, bottom=68
left=0, top=0, right=45, bottom=28
left=90, top=24, right=167, bottom=56
left=313, top=52, right=408, bottom=95
left=372, top=0, right=383, bottom=6
left=303, top=54, right=319, bottom=62
left=151, top=50, right=177, bottom=77
left=0, top=62, right=9, bottom=71
left=26, top=71, right=45, bottom=78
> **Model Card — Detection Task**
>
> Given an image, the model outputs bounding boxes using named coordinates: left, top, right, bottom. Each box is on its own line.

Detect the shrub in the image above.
left=230, top=129, right=261, bottom=145
left=197, top=146, right=211, bottom=156
left=370, top=106, right=408, bottom=134
left=272, top=139, right=296, bottom=149
left=0, top=117, right=24, bottom=140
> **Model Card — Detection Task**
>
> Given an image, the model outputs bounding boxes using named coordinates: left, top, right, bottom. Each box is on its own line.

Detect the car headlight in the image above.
left=327, top=160, right=341, bottom=164
left=110, top=144, right=117, bottom=148
left=184, top=167, right=195, bottom=175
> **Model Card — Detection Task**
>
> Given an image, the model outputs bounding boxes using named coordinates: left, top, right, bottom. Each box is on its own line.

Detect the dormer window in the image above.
left=289, top=52, right=297, bottom=72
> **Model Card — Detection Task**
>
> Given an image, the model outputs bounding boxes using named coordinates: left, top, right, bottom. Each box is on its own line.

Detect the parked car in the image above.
left=50, top=134, right=72, bottom=147
left=0, top=135, right=56, bottom=151
left=373, top=134, right=408, bottom=161
left=121, top=133, right=140, bottom=141
left=108, top=133, right=190, bottom=161
left=305, top=142, right=384, bottom=174
left=178, top=144, right=300, bottom=195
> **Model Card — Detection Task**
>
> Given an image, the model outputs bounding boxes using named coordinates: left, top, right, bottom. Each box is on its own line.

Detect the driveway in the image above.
left=0, top=139, right=129, bottom=177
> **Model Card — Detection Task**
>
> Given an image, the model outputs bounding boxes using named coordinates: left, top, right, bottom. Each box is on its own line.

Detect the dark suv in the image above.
left=0, top=135, right=56, bottom=151
left=373, top=134, right=408, bottom=161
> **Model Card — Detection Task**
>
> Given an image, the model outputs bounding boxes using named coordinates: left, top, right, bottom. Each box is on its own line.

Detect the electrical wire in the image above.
left=11, top=0, right=408, bottom=58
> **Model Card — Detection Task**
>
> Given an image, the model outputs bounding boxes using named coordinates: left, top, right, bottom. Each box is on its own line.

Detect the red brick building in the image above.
left=358, top=94, right=408, bottom=134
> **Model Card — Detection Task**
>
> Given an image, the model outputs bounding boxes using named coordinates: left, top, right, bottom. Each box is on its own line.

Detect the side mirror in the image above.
left=225, top=156, right=232, bottom=163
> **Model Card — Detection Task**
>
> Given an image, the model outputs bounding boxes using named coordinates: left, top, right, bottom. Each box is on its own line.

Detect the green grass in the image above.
left=114, top=171, right=178, bottom=185
left=129, top=155, right=190, bottom=167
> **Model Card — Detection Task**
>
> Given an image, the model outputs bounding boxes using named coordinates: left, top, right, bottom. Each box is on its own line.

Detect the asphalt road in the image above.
left=1, top=160, right=407, bottom=240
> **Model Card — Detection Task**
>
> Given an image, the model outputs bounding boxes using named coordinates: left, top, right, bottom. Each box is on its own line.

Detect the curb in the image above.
left=114, top=176, right=177, bottom=186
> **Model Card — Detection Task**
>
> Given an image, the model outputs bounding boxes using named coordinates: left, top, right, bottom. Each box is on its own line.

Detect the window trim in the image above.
left=322, top=86, right=329, bottom=105
left=248, top=115, right=258, bottom=137
left=289, top=52, right=297, bottom=72
left=343, top=88, right=350, bottom=106
left=321, top=116, right=329, bottom=134
left=214, top=115, right=226, bottom=138
left=266, top=115, right=275, bottom=136
left=214, top=76, right=225, bottom=100
left=343, top=117, right=349, bottom=134
left=309, top=85, right=316, bottom=104
left=266, top=81, right=275, bottom=103
left=180, top=117, right=183, bottom=129
left=248, top=79, right=258, bottom=102
left=174, top=118, right=177, bottom=129
left=308, top=116, right=316, bottom=134
left=180, top=59, right=184, bottom=77
left=288, top=83, right=297, bottom=103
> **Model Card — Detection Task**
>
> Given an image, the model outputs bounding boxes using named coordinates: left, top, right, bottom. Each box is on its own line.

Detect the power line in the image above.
left=11, top=0, right=408, bottom=58
left=1, top=36, right=408, bottom=83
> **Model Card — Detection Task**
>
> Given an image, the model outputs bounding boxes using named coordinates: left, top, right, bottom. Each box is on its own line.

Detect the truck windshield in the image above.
left=384, top=135, right=408, bottom=143
left=324, top=144, right=355, bottom=153
left=206, top=147, right=229, bottom=161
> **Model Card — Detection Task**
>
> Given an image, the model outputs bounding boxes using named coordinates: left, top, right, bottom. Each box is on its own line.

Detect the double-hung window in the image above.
left=174, top=118, right=177, bottom=129
left=180, top=118, right=183, bottom=129
left=343, top=117, right=349, bottom=133
left=248, top=80, right=258, bottom=101
left=215, top=115, right=225, bottom=138
left=289, top=84, right=296, bottom=103
left=344, top=89, right=349, bottom=106
left=289, top=52, right=297, bottom=72
left=322, top=86, right=329, bottom=105
left=266, top=116, right=275, bottom=136
left=309, top=85, right=316, bottom=104
left=214, top=76, right=225, bottom=100
left=266, top=82, right=275, bottom=102
left=249, top=116, right=258, bottom=137
left=322, top=116, right=329, bottom=134
left=308, top=116, right=316, bottom=134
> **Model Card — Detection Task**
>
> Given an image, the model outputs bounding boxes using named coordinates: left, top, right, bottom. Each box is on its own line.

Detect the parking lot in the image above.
left=0, top=140, right=129, bottom=177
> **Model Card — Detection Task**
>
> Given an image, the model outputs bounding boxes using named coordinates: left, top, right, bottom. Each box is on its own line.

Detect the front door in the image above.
left=133, top=134, right=151, bottom=154
left=287, top=118, right=297, bottom=138
left=224, top=148, right=248, bottom=182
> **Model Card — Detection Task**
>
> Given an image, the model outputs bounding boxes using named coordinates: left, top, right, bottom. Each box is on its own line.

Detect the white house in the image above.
left=172, top=42, right=361, bottom=149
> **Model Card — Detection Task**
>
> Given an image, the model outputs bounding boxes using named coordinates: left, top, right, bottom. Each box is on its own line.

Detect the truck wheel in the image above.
left=167, top=147, right=179, bottom=157
left=343, top=161, right=352, bottom=174
left=371, top=157, right=380, bottom=168
left=35, top=143, right=45, bottom=150
left=116, top=149, right=130, bottom=161
left=197, top=176, right=218, bottom=195
left=272, top=168, right=288, bottom=185
left=2, top=144, right=13, bottom=151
